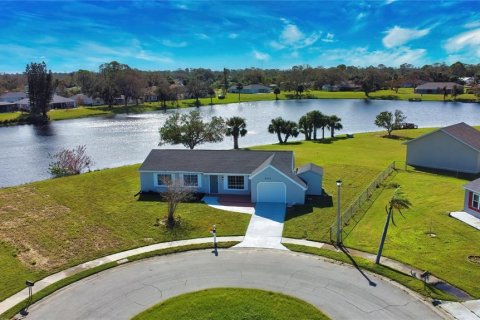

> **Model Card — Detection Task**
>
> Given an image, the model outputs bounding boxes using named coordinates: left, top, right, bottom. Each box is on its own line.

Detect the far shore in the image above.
left=1, top=88, right=478, bottom=126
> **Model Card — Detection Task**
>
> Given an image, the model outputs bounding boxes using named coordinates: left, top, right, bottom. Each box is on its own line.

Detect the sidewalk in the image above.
left=0, top=236, right=243, bottom=315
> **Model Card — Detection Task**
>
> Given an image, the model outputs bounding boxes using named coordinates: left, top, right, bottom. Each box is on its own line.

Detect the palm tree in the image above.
left=268, top=117, right=285, bottom=143
left=282, top=120, right=299, bottom=143
left=375, top=188, right=412, bottom=264
left=225, top=117, right=247, bottom=149
left=299, top=114, right=313, bottom=140
left=273, top=87, right=280, bottom=100
left=327, top=115, right=343, bottom=138
left=236, top=83, right=243, bottom=102
left=306, top=110, right=325, bottom=140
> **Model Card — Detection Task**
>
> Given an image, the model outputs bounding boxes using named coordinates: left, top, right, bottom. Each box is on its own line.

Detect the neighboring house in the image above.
left=143, top=86, right=158, bottom=102
left=0, top=101, right=18, bottom=113
left=228, top=84, right=272, bottom=94
left=0, top=91, right=27, bottom=103
left=16, top=94, right=76, bottom=111
left=322, top=84, right=339, bottom=92
left=404, top=122, right=480, bottom=174
left=71, top=94, right=104, bottom=106
left=414, top=82, right=464, bottom=94
left=139, top=150, right=324, bottom=205
left=463, top=178, right=480, bottom=219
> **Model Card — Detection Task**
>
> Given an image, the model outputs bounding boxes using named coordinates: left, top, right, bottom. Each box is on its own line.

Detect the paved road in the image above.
left=235, top=203, right=287, bottom=250
left=26, top=249, right=443, bottom=320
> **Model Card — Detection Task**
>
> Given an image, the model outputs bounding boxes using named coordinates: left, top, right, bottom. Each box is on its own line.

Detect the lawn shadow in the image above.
left=312, top=136, right=348, bottom=144
left=410, top=166, right=480, bottom=180
left=339, top=246, right=377, bottom=287
left=380, top=134, right=414, bottom=141
left=136, top=192, right=205, bottom=203
left=285, top=193, right=333, bottom=221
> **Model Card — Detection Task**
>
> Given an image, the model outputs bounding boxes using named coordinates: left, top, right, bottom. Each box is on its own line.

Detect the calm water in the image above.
left=1, top=99, right=479, bottom=187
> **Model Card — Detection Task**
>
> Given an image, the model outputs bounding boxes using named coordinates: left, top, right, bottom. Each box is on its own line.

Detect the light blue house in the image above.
left=139, top=149, right=323, bottom=205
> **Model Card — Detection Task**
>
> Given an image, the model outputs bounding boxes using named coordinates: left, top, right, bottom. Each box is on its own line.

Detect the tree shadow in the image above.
left=409, top=166, right=480, bottom=180
left=380, top=134, right=414, bottom=141
left=285, top=193, right=333, bottom=221
left=311, top=136, right=349, bottom=144
left=339, top=246, right=377, bottom=287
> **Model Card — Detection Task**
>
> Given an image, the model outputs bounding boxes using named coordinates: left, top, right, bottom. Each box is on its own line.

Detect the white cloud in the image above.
left=356, top=12, right=366, bottom=21
left=195, top=33, right=210, bottom=40
left=444, top=28, right=480, bottom=56
left=464, top=21, right=480, bottom=29
left=271, top=22, right=320, bottom=51
left=317, top=46, right=427, bottom=67
left=161, top=39, right=188, bottom=48
left=253, top=50, right=270, bottom=61
left=281, top=24, right=304, bottom=44
left=228, top=33, right=238, bottom=39
left=322, top=33, right=335, bottom=43
left=385, top=0, right=396, bottom=4
left=382, top=26, right=430, bottom=48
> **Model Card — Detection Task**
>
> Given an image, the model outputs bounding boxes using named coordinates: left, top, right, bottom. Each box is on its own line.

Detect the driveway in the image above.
left=235, top=202, right=287, bottom=250
left=25, top=249, right=442, bottom=320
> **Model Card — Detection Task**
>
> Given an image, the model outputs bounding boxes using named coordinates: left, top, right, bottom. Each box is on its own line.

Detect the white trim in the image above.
left=153, top=173, right=175, bottom=187
left=257, top=182, right=287, bottom=203
left=180, top=173, right=202, bottom=188
left=223, top=175, right=248, bottom=191
left=249, top=165, right=307, bottom=190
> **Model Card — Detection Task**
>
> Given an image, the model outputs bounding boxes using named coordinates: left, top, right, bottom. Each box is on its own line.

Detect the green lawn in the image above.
left=0, top=164, right=250, bottom=301
left=343, top=171, right=480, bottom=298
left=132, top=288, right=330, bottom=320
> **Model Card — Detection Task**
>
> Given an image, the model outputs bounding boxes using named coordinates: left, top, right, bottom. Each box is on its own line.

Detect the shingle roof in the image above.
left=0, top=92, right=27, bottom=101
left=297, top=163, right=324, bottom=175
left=139, top=149, right=306, bottom=188
left=404, top=122, right=480, bottom=152
left=415, top=82, right=463, bottom=90
left=16, top=94, right=75, bottom=105
left=464, top=178, right=480, bottom=193
left=0, top=101, right=17, bottom=106
left=441, top=122, right=480, bottom=151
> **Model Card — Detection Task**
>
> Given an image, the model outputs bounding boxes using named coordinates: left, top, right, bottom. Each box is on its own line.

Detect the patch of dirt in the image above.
left=468, top=256, right=480, bottom=265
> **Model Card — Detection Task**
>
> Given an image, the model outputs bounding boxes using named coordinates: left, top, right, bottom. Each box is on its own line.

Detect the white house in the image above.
left=404, top=122, right=480, bottom=174
left=228, top=84, right=272, bottom=94
left=139, top=150, right=323, bottom=205
left=463, top=178, right=480, bottom=219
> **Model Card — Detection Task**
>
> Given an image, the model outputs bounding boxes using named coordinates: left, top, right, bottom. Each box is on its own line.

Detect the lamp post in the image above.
left=21, top=280, right=34, bottom=316
left=336, top=179, right=342, bottom=245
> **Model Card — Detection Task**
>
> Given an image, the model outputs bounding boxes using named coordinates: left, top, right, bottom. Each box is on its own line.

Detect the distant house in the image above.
left=139, top=150, right=324, bottom=205
left=71, top=94, right=103, bottom=106
left=414, top=82, right=464, bottom=94
left=143, top=86, right=158, bottom=102
left=404, top=122, right=480, bottom=174
left=322, top=82, right=360, bottom=92
left=0, top=101, right=18, bottom=113
left=322, top=84, right=339, bottom=92
left=228, top=84, right=272, bottom=94
left=463, top=178, right=480, bottom=219
left=16, top=94, right=76, bottom=111
left=0, top=92, right=27, bottom=103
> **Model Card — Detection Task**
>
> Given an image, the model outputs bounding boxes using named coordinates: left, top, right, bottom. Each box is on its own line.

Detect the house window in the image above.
left=227, top=176, right=244, bottom=190
left=183, top=174, right=199, bottom=187
left=157, top=174, right=172, bottom=186
left=473, top=193, right=480, bottom=210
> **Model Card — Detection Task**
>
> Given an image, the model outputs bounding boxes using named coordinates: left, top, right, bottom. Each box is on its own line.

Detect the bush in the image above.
left=48, top=145, right=94, bottom=177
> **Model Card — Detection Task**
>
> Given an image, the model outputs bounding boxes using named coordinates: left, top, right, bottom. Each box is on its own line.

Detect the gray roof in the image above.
left=297, top=163, right=324, bottom=175
left=0, top=92, right=27, bottom=101
left=244, top=84, right=271, bottom=90
left=0, top=101, right=17, bottom=106
left=415, top=82, right=463, bottom=90
left=16, top=94, right=75, bottom=105
left=404, top=122, right=480, bottom=152
left=464, top=178, right=480, bottom=192
left=139, top=149, right=306, bottom=188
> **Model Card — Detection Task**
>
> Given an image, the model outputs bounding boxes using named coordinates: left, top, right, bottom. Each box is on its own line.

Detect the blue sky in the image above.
left=0, top=0, right=479, bottom=72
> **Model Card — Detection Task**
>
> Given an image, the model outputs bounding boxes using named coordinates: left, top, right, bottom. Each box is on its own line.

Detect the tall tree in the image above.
left=161, top=177, right=192, bottom=228
left=156, top=78, right=173, bottom=108
left=327, top=115, right=343, bottom=138
left=186, top=74, right=207, bottom=107
left=299, top=114, right=313, bottom=140
left=98, top=61, right=127, bottom=107
left=159, top=110, right=225, bottom=149
left=306, top=110, right=326, bottom=140
left=282, top=120, right=299, bottom=142
left=207, top=87, right=215, bottom=105
left=273, top=87, right=280, bottom=100
left=117, top=68, right=145, bottom=106
left=225, top=116, right=248, bottom=149
left=376, top=188, right=411, bottom=264
left=267, top=117, right=299, bottom=143
left=25, top=62, right=54, bottom=119
left=236, top=83, right=243, bottom=102
left=268, top=117, right=285, bottom=143
left=374, top=109, right=406, bottom=137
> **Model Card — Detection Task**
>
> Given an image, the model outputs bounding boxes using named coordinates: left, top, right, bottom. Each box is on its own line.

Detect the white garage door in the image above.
left=257, top=182, right=286, bottom=203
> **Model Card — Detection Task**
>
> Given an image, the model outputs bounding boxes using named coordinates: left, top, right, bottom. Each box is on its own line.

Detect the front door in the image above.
left=210, top=175, right=218, bottom=194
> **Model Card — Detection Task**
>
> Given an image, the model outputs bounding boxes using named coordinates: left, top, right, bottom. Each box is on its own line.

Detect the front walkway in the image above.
left=235, top=203, right=287, bottom=250
left=450, top=211, right=480, bottom=231
left=202, top=196, right=254, bottom=214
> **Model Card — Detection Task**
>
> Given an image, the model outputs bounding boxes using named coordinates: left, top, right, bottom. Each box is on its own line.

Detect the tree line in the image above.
left=4, top=60, right=480, bottom=102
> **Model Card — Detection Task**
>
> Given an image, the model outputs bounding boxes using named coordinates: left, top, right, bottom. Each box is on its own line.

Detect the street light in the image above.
left=20, top=280, right=34, bottom=316
left=336, top=179, right=342, bottom=245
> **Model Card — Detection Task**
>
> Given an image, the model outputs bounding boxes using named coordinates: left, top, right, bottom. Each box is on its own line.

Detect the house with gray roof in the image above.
left=139, top=149, right=323, bottom=205
left=404, top=122, right=480, bottom=174
left=0, top=91, right=27, bottom=103
left=228, top=84, right=272, bottom=94
left=16, top=94, right=76, bottom=111
left=414, top=82, right=464, bottom=95
left=0, top=101, right=18, bottom=113
left=463, top=178, right=480, bottom=218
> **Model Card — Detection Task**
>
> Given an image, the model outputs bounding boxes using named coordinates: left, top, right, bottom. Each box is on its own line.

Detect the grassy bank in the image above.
left=1, top=88, right=477, bottom=126
left=132, top=288, right=330, bottom=320
left=0, top=165, right=250, bottom=301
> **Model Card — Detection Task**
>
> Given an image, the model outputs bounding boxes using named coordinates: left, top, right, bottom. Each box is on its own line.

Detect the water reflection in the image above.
left=33, top=123, right=56, bottom=136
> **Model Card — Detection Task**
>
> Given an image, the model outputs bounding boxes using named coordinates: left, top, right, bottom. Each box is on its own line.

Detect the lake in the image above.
left=1, top=98, right=479, bottom=187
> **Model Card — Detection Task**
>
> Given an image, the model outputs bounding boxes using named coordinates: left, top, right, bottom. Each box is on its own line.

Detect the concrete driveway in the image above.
left=235, top=202, right=287, bottom=250
left=25, top=249, right=442, bottom=320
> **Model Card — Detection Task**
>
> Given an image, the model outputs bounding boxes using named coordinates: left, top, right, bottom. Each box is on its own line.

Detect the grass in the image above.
left=0, top=165, right=250, bottom=301
left=1, top=88, right=477, bottom=125
left=284, top=244, right=457, bottom=301
left=0, top=242, right=239, bottom=320
left=132, top=288, right=330, bottom=320
left=343, top=170, right=480, bottom=298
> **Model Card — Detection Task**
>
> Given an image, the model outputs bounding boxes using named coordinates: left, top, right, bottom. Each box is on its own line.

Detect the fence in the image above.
left=329, top=161, right=397, bottom=243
